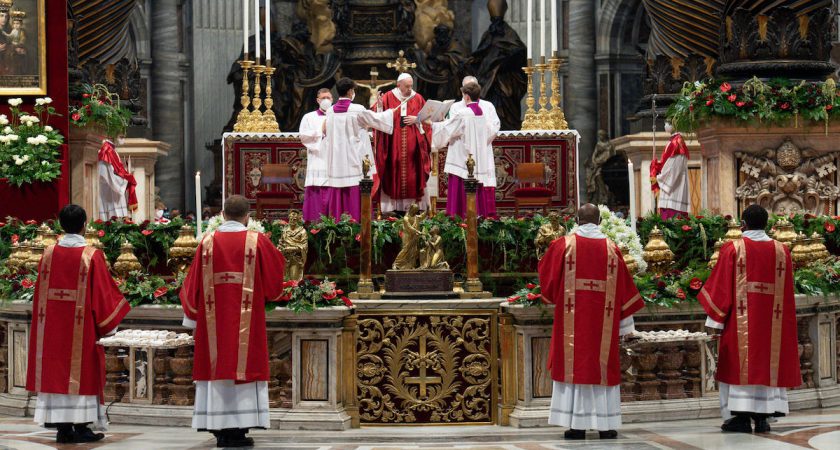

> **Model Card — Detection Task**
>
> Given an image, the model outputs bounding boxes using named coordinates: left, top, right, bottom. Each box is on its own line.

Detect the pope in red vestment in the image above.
left=373, top=74, right=432, bottom=212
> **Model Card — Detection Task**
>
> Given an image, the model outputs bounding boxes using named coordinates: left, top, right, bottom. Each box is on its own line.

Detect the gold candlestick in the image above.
left=521, top=61, right=539, bottom=130
left=535, top=59, right=551, bottom=130
left=262, top=64, right=280, bottom=132
left=251, top=65, right=266, bottom=131
left=233, top=60, right=254, bottom=132
left=548, top=55, right=568, bottom=130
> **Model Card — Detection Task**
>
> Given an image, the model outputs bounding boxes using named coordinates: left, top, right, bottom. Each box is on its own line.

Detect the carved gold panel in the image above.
left=356, top=311, right=497, bottom=424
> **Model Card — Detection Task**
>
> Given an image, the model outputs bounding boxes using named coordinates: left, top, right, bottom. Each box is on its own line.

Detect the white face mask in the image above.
left=350, top=92, right=356, bottom=102
left=319, top=98, right=332, bottom=111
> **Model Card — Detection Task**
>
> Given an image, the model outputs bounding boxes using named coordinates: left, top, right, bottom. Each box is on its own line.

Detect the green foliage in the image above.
left=633, top=265, right=710, bottom=308
left=0, top=265, right=37, bottom=302
left=118, top=271, right=185, bottom=307
left=0, top=98, right=64, bottom=186
left=637, top=212, right=729, bottom=268
left=70, top=84, right=132, bottom=138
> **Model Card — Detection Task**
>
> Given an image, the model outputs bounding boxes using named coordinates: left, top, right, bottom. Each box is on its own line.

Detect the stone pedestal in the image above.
left=383, top=270, right=455, bottom=298
left=657, top=344, right=687, bottom=400
left=634, top=345, right=661, bottom=401
left=167, top=346, right=195, bottom=406
left=104, top=347, right=127, bottom=403
left=620, top=347, right=637, bottom=402
left=682, top=343, right=702, bottom=398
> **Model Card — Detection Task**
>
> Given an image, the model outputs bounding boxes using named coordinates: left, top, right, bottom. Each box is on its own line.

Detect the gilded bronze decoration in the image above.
left=392, top=204, right=424, bottom=271
left=356, top=312, right=496, bottom=424
left=279, top=211, right=309, bottom=281
left=168, top=225, right=199, bottom=275
left=735, top=139, right=840, bottom=215
left=643, top=226, right=674, bottom=275
left=419, top=226, right=448, bottom=270
left=113, top=239, right=142, bottom=277
left=534, top=211, right=566, bottom=260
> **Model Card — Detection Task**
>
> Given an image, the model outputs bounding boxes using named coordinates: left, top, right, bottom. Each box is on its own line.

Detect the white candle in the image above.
left=265, top=0, right=270, bottom=62
left=628, top=161, right=637, bottom=233
left=527, top=0, right=533, bottom=62
left=195, top=172, right=203, bottom=238
left=254, top=0, right=260, bottom=61
left=551, top=0, right=557, bottom=54
left=540, top=0, right=546, bottom=59
left=243, top=0, right=248, bottom=56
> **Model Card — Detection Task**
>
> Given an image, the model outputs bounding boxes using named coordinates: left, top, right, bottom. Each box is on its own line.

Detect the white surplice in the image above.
left=657, top=151, right=690, bottom=213
left=704, top=229, right=790, bottom=420
left=321, top=101, right=394, bottom=188
left=98, top=160, right=129, bottom=220
left=34, top=234, right=108, bottom=431
left=431, top=105, right=496, bottom=187
left=182, top=220, right=270, bottom=430
left=548, top=223, right=634, bottom=431
left=299, top=110, right=328, bottom=187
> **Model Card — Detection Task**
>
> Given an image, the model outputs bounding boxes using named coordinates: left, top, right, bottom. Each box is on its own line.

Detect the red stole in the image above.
left=539, top=235, right=643, bottom=386
left=699, top=239, right=801, bottom=387
left=650, top=133, right=689, bottom=194
left=374, top=90, right=432, bottom=200
left=26, top=245, right=130, bottom=397
left=179, top=230, right=286, bottom=382
left=98, top=140, right=139, bottom=211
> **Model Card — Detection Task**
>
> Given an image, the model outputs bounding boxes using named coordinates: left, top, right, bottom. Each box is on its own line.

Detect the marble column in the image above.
left=567, top=0, right=596, bottom=200
left=151, top=0, right=188, bottom=211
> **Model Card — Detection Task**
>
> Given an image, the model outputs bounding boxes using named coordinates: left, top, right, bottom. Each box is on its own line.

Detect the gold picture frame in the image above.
left=0, top=0, right=47, bottom=95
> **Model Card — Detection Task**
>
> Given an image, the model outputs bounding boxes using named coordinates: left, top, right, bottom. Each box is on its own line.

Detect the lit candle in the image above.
left=265, top=0, right=270, bottom=62
left=527, top=0, right=533, bottom=62
left=628, top=161, right=637, bottom=233
left=195, top=171, right=203, bottom=238
left=551, top=0, right=557, bottom=55
left=540, top=0, right=546, bottom=60
left=254, top=0, right=260, bottom=61
left=242, top=0, right=248, bottom=57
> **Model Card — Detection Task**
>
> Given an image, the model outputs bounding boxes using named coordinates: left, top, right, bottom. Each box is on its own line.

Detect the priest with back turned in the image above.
left=179, top=195, right=286, bottom=448
left=27, top=204, right=131, bottom=444
left=538, top=204, right=644, bottom=439
left=699, top=204, right=800, bottom=433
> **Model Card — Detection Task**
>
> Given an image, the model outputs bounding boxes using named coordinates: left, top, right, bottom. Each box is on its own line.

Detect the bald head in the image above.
left=223, top=195, right=251, bottom=224
left=462, top=75, right=478, bottom=87
left=577, top=204, right=600, bottom=225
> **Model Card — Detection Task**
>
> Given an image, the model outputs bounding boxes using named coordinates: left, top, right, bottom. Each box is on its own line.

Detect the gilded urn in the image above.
left=643, top=226, right=674, bottom=275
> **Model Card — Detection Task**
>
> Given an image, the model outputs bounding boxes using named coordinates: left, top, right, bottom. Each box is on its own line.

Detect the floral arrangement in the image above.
left=205, top=214, right=265, bottom=235
left=793, top=257, right=840, bottom=297
left=117, top=271, right=184, bottom=307
left=506, top=282, right=546, bottom=307
left=0, top=97, right=64, bottom=186
left=69, top=84, right=132, bottom=138
left=275, top=278, right=352, bottom=313
left=89, top=216, right=187, bottom=270
left=634, top=267, right=710, bottom=308
left=668, top=78, right=840, bottom=132
left=0, top=266, right=37, bottom=302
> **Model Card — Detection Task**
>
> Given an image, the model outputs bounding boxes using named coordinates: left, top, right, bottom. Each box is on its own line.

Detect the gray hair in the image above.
left=462, top=76, right=478, bottom=87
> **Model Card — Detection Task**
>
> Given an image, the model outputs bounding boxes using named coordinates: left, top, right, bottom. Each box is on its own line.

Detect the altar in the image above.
left=222, top=130, right=580, bottom=215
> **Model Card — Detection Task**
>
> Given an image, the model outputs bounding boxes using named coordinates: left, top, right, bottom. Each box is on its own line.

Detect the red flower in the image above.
left=25, top=220, right=37, bottom=225
left=690, top=278, right=703, bottom=290
left=82, top=93, right=90, bottom=98
left=123, top=218, right=134, bottom=224
left=265, top=231, right=272, bottom=238
left=20, top=278, right=34, bottom=289
left=153, top=286, right=168, bottom=298
left=341, top=296, right=353, bottom=307
left=724, top=214, right=732, bottom=220
left=459, top=223, right=468, bottom=229
left=71, top=112, right=81, bottom=121
left=727, top=94, right=737, bottom=102
left=526, top=292, right=541, bottom=301
left=282, top=280, right=299, bottom=289
left=526, top=283, right=537, bottom=289
left=10, top=234, right=18, bottom=244
left=310, top=228, right=320, bottom=235
left=141, top=229, right=153, bottom=236
left=355, top=233, right=361, bottom=242
left=335, top=289, right=344, bottom=295
left=736, top=101, right=746, bottom=107
left=689, top=105, right=695, bottom=111
left=94, top=219, right=103, bottom=224
left=781, top=102, right=791, bottom=110
left=114, top=278, right=124, bottom=287
left=387, top=216, right=398, bottom=222
left=681, top=225, right=691, bottom=232
left=676, top=289, right=686, bottom=300
left=657, top=281, right=667, bottom=289
left=825, top=222, right=836, bottom=233
left=322, top=291, right=337, bottom=300
left=0, top=222, right=5, bottom=228
left=278, top=220, right=288, bottom=225
left=97, top=230, right=105, bottom=237
left=720, top=82, right=732, bottom=93
left=705, top=99, right=714, bottom=107
left=98, top=100, right=104, bottom=105
left=695, top=215, right=704, bottom=219
left=348, top=218, right=357, bottom=224
left=507, top=295, right=521, bottom=303
left=827, top=104, right=834, bottom=111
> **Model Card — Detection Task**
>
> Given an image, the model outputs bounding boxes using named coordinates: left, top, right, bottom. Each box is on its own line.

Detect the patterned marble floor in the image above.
left=0, top=407, right=837, bottom=449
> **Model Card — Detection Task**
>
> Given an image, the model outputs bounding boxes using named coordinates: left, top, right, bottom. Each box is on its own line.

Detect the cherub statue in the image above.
left=534, top=211, right=566, bottom=260
left=279, top=210, right=308, bottom=281
left=392, top=204, right=424, bottom=270
left=420, top=225, right=449, bottom=270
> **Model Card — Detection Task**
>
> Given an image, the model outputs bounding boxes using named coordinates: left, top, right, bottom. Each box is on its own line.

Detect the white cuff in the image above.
left=619, top=317, right=635, bottom=336
left=705, top=316, right=724, bottom=330
left=182, top=316, right=197, bottom=329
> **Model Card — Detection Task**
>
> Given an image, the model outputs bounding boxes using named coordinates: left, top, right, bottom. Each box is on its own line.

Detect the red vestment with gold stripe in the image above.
left=374, top=90, right=432, bottom=202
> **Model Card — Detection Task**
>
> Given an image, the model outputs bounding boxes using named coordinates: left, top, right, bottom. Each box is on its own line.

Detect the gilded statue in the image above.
left=279, top=210, right=309, bottom=281
left=413, top=0, right=455, bottom=53
left=466, top=153, right=476, bottom=178
left=392, top=204, right=424, bottom=270
left=420, top=225, right=449, bottom=270
left=585, top=130, right=616, bottom=205
left=535, top=211, right=566, bottom=260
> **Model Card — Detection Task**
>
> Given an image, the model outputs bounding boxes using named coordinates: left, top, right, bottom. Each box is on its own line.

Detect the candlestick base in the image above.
left=261, top=66, right=280, bottom=133
left=233, top=60, right=254, bottom=133
left=251, top=65, right=266, bottom=132
left=548, top=56, right=567, bottom=130
left=535, top=63, right=551, bottom=130
left=521, top=65, right=539, bottom=131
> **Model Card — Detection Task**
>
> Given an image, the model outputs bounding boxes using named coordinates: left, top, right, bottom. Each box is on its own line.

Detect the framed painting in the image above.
left=0, top=0, right=46, bottom=95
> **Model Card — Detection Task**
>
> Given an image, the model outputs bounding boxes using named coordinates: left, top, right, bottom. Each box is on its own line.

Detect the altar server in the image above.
left=650, top=122, right=690, bottom=219
left=538, top=204, right=643, bottom=439
left=449, top=76, right=501, bottom=135
left=299, top=88, right=333, bottom=222
left=699, top=204, right=800, bottom=433
left=320, top=77, right=394, bottom=221
left=179, top=195, right=286, bottom=448
left=27, top=204, right=131, bottom=444
left=430, top=82, right=497, bottom=217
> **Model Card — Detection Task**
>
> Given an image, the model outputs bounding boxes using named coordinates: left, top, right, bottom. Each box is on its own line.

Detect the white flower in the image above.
left=35, top=97, right=52, bottom=106
left=0, top=136, right=8, bottom=144
left=7, top=98, right=22, bottom=107
left=41, top=160, right=48, bottom=165
left=8, top=134, right=19, bottom=141
left=26, top=135, right=47, bottom=146
left=43, top=126, right=53, bottom=132
left=22, top=154, right=30, bottom=161
left=2, top=126, right=11, bottom=134
left=0, top=115, right=7, bottom=125
left=19, top=115, right=39, bottom=126
left=14, top=158, right=24, bottom=166
left=26, top=137, right=39, bottom=145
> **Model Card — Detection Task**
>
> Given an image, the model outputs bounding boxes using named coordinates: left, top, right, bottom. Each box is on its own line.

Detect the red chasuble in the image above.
left=26, top=246, right=130, bottom=397
left=539, top=235, right=643, bottom=386
left=699, top=239, right=800, bottom=387
left=179, top=230, right=285, bottom=382
left=374, top=90, right=432, bottom=201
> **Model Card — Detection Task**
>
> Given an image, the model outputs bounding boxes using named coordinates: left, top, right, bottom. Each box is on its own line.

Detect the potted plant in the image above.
left=70, top=84, right=132, bottom=139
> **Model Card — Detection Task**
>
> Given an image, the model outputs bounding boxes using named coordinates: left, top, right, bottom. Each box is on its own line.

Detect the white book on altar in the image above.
left=417, top=99, right=456, bottom=123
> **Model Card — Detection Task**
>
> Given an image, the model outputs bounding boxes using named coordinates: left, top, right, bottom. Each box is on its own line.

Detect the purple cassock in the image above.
left=446, top=101, right=497, bottom=218
left=321, top=98, right=362, bottom=221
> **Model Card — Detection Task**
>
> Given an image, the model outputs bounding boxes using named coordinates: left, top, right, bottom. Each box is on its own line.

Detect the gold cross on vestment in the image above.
left=405, top=335, right=442, bottom=399
left=387, top=50, right=416, bottom=73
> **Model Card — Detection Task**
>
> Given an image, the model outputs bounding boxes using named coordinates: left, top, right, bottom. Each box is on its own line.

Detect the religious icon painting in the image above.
left=0, top=0, right=46, bottom=95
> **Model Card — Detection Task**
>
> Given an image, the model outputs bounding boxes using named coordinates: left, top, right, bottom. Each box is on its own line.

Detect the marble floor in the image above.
left=0, top=407, right=838, bottom=450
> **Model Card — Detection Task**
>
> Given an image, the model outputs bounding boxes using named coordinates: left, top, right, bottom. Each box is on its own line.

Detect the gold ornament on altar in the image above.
left=708, top=238, right=724, bottom=269
left=643, top=226, right=674, bottom=275
left=466, top=153, right=476, bottom=179
left=723, top=218, right=743, bottom=241
left=392, top=204, right=424, bottom=270
left=279, top=211, right=309, bottom=281
left=114, top=239, right=142, bottom=277
left=419, top=226, right=449, bottom=270
left=85, top=226, right=104, bottom=250
left=534, top=211, right=566, bottom=260
left=5, top=241, right=25, bottom=272
left=771, top=218, right=797, bottom=248
left=790, top=232, right=812, bottom=268
left=619, top=242, right=639, bottom=275
left=362, top=154, right=372, bottom=179
left=520, top=54, right=568, bottom=130
left=168, top=225, right=199, bottom=274
left=232, top=59, right=280, bottom=133
left=809, top=231, right=829, bottom=263
left=37, top=224, right=57, bottom=247
left=25, top=235, right=44, bottom=271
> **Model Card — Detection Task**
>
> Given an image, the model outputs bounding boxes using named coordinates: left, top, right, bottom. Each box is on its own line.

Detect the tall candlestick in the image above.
left=628, top=161, right=637, bottom=233
left=540, top=0, right=546, bottom=59
left=254, top=0, right=260, bottom=61
left=243, top=0, right=248, bottom=56
left=551, top=0, right=557, bottom=54
left=195, top=171, right=203, bottom=238
left=265, top=0, right=270, bottom=62
left=527, top=0, right=533, bottom=62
